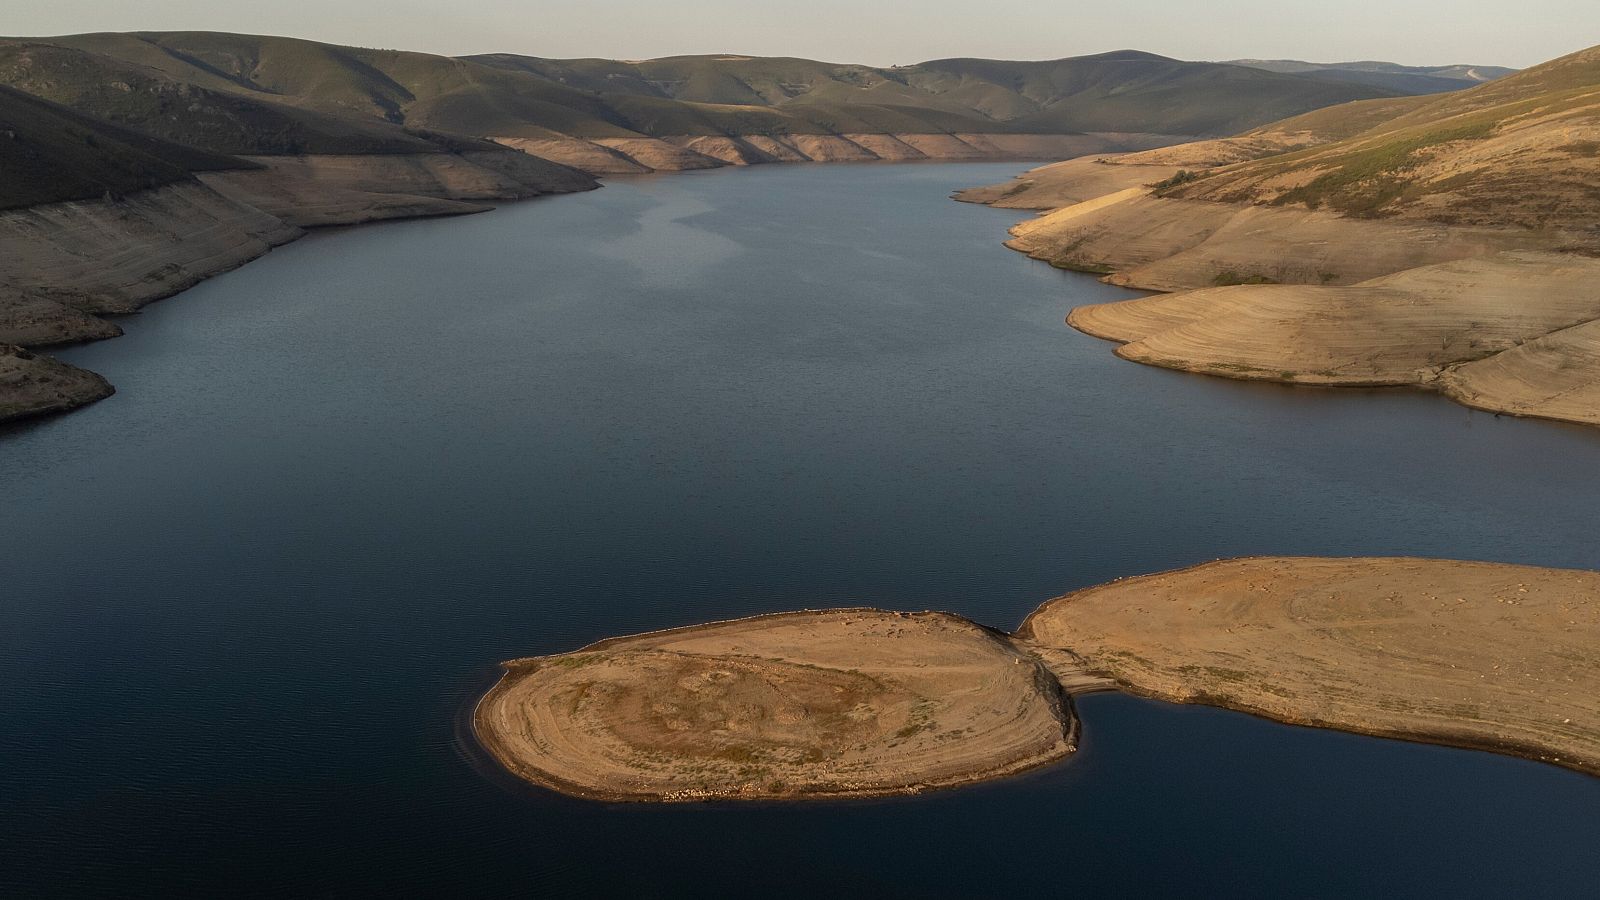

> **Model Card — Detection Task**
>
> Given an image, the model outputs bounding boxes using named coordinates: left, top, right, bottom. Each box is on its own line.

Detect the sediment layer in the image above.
left=198, top=151, right=593, bottom=227
left=968, top=161, right=1600, bottom=425
left=0, top=181, right=302, bottom=345
left=1067, top=252, right=1600, bottom=387
left=495, top=132, right=1180, bottom=175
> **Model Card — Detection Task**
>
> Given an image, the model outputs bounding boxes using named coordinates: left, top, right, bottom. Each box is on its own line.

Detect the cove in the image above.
left=3, top=162, right=1598, bottom=897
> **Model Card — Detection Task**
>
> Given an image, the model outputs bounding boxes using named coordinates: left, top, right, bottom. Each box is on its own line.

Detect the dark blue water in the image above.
left=4, top=163, right=1598, bottom=897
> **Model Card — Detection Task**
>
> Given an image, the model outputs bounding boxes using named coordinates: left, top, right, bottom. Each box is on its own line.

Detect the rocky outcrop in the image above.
left=0, top=344, right=113, bottom=421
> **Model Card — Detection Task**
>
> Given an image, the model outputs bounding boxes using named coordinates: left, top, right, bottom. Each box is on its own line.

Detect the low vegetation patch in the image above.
left=1271, top=120, right=1499, bottom=216
left=1213, top=270, right=1280, bottom=286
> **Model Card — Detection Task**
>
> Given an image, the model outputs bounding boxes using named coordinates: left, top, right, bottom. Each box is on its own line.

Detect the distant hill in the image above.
left=1225, top=58, right=1516, bottom=95
left=0, top=38, right=571, bottom=155
left=0, top=32, right=1413, bottom=154
left=472, top=48, right=1407, bottom=136
left=0, top=84, right=247, bottom=209
left=1169, top=45, right=1600, bottom=227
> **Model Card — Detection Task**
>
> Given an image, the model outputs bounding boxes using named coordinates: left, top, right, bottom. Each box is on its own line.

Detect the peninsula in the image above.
left=963, top=44, right=1600, bottom=426
left=476, top=557, right=1600, bottom=802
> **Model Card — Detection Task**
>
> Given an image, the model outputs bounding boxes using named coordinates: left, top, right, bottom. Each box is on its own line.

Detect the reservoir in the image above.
left=4, top=162, right=1598, bottom=896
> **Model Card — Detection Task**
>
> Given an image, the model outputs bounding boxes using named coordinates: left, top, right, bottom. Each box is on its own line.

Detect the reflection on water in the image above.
left=3, top=163, right=1598, bottom=897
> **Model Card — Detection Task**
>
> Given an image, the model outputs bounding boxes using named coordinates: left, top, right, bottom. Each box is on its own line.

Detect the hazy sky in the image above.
left=8, top=0, right=1595, bottom=68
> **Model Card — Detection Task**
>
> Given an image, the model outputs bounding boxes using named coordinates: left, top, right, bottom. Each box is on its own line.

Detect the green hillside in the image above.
left=0, top=28, right=1501, bottom=198
left=0, top=84, right=248, bottom=209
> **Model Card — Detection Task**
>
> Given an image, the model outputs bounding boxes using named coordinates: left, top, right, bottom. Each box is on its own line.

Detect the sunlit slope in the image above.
left=957, top=93, right=1435, bottom=209
left=1166, top=44, right=1600, bottom=227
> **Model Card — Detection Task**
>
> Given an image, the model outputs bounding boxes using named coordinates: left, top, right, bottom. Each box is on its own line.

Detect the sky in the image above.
left=7, top=0, right=1595, bottom=69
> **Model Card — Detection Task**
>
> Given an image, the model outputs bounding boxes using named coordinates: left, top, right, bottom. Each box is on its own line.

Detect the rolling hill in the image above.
left=470, top=48, right=1407, bottom=136
left=1225, top=59, right=1516, bottom=95
left=0, top=83, right=248, bottom=209
left=9, top=32, right=1414, bottom=151
left=1166, top=44, right=1600, bottom=227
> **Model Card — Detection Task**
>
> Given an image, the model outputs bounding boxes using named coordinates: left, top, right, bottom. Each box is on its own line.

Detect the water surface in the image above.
left=4, top=163, right=1598, bottom=897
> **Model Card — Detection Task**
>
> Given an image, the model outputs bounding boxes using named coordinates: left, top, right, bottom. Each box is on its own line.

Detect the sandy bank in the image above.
left=474, top=609, right=1076, bottom=802
left=964, top=169, right=1600, bottom=425
left=1004, top=190, right=1564, bottom=291
left=1067, top=252, right=1600, bottom=386
left=1020, top=557, right=1600, bottom=776
left=1438, top=319, right=1600, bottom=425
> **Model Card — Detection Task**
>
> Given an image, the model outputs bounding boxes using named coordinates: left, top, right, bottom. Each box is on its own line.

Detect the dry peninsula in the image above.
left=477, top=557, right=1600, bottom=802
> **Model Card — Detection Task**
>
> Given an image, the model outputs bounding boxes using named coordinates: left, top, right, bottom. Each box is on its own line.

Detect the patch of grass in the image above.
left=1213, top=269, right=1280, bottom=286
left=1152, top=168, right=1203, bottom=192
left=1272, top=120, right=1498, bottom=216
left=1052, top=259, right=1116, bottom=276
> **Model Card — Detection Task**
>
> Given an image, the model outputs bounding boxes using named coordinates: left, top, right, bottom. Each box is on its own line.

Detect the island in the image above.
left=474, top=609, right=1078, bottom=801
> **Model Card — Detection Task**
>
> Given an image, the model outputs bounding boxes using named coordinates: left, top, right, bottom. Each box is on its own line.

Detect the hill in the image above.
left=0, top=38, right=572, bottom=155
left=970, top=42, right=1600, bottom=426
left=9, top=32, right=1405, bottom=147
left=0, top=83, right=247, bottom=209
left=471, top=48, right=1405, bottom=136
left=954, top=93, right=1432, bottom=209
left=1166, top=44, right=1600, bottom=227
left=1226, top=58, right=1516, bottom=95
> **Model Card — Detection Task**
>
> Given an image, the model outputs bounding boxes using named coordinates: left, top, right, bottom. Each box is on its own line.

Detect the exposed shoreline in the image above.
left=0, top=141, right=1174, bottom=427
left=474, top=557, right=1600, bottom=802
left=954, top=52, right=1600, bottom=428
